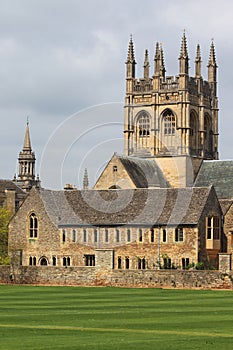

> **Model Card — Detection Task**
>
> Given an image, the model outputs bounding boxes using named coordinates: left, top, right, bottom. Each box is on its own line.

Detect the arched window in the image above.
left=204, top=114, right=213, bottom=156
left=136, top=112, right=150, bottom=137
left=190, top=112, right=198, bottom=154
left=162, top=109, right=176, bottom=135
left=52, top=256, right=57, bottom=266
left=29, top=256, right=36, bottom=266
left=63, top=256, right=71, bottom=267
left=40, top=257, right=48, bottom=266
left=29, top=213, right=38, bottom=238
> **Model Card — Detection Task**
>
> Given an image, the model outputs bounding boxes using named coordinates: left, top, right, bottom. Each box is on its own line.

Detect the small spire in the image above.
left=179, top=31, right=189, bottom=59
left=83, top=168, right=89, bottom=190
left=23, top=119, right=32, bottom=151
left=143, top=49, right=150, bottom=79
left=154, top=42, right=165, bottom=77
left=159, top=44, right=166, bottom=77
left=126, top=34, right=136, bottom=63
left=195, top=44, right=202, bottom=78
left=208, top=40, right=217, bottom=67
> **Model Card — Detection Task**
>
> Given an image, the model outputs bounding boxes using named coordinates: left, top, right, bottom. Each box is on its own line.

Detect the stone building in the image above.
left=7, top=33, right=233, bottom=273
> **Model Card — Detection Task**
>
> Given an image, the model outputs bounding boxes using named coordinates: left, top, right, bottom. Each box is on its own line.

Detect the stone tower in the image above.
left=15, top=121, right=40, bottom=191
left=124, top=33, right=219, bottom=162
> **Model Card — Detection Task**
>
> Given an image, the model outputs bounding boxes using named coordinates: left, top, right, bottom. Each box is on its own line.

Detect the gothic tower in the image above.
left=124, top=33, right=219, bottom=161
left=15, top=121, right=40, bottom=191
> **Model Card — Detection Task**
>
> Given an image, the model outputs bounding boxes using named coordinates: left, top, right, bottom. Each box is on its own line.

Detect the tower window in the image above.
left=113, top=165, right=118, bottom=172
left=29, top=213, right=38, bottom=238
left=138, top=114, right=150, bottom=137
left=163, top=110, right=176, bottom=135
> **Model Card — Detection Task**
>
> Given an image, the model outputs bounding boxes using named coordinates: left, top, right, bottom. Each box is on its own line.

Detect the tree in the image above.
left=0, top=207, right=11, bottom=265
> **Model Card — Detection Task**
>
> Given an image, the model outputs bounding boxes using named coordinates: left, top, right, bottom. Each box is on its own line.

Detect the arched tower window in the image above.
left=29, top=213, right=38, bottom=238
left=162, top=109, right=176, bottom=135
left=190, top=111, right=198, bottom=155
left=135, top=111, right=151, bottom=152
left=204, top=114, right=213, bottom=157
left=138, top=114, right=150, bottom=137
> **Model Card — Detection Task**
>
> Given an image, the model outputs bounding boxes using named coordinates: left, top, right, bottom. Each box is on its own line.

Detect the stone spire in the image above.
left=126, top=35, right=136, bottom=79
left=179, top=31, right=189, bottom=75
left=159, top=44, right=166, bottom=79
left=83, top=168, right=89, bottom=190
left=195, top=44, right=202, bottom=78
left=143, top=49, right=150, bottom=79
left=16, top=121, right=40, bottom=192
left=208, top=40, right=217, bottom=97
left=23, top=120, right=32, bottom=151
left=154, top=42, right=160, bottom=75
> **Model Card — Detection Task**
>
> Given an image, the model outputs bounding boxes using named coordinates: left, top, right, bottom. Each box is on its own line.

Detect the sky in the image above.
left=1, top=0, right=233, bottom=189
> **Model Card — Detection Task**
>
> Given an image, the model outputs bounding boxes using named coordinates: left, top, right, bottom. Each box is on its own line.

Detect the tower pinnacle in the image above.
left=143, top=49, right=150, bottom=79
left=195, top=44, right=202, bottom=78
left=126, top=35, right=136, bottom=79
left=83, top=168, right=89, bottom=190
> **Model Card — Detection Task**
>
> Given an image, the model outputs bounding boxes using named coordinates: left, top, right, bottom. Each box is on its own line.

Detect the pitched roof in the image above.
left=219, top=199, right=233, bottom=216
left=0, top=180, right=25, bottom=193
left=0, top=179, right=26, bottom=206
left=118, top=154, right=169, bottom=188
left=39, top=186, right=212, bottom=227
left=194, top=160, right=233, bottom=199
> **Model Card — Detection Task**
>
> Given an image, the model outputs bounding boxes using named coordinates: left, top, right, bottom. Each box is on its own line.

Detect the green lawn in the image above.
left=0, top=286, right=232, bottom=350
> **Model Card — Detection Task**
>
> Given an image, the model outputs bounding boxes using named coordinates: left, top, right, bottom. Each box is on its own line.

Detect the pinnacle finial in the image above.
left=83, top=168, right=89, bottom=190
left=195, top=44, right=201, bottom=61
left=143, top=49, right=150, bottom=79
left=23, top=119, right=32, bottom=151
left=208, top=40, right=217, bottom=67
left=179, top=31, right=188, bottom=59
left=126, top=34, right=136, bottom=63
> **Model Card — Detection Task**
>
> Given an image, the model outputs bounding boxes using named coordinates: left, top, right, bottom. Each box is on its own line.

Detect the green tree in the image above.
left=0, top=207, right=11, bottom=265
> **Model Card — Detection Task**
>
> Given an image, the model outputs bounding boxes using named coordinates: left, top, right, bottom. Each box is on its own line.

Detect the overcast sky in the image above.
left=1, top=0, right=233, bottom=189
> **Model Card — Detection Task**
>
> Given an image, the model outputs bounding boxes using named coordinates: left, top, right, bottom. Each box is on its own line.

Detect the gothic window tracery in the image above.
left=138, top=114, right=150, bottom=137
left=162, top=109, right=176, bottom=135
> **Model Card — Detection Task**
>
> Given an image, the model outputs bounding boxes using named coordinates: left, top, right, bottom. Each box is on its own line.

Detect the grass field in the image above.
left=0, top=286, right=232, bottom=350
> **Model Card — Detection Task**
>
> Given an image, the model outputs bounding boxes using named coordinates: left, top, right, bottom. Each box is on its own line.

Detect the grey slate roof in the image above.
left=39, top=186, right=212, bottom=227
left=118, top=155, right=169, bottom=188
left=219, top=199, right=233, bottom=216
left=0, top=179, right=26, bottom=206
left=194, top=160, right=233, bottom=199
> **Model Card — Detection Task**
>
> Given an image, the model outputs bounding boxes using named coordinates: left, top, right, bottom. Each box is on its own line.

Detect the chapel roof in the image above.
left=39, top=186, right=213, bottom=227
